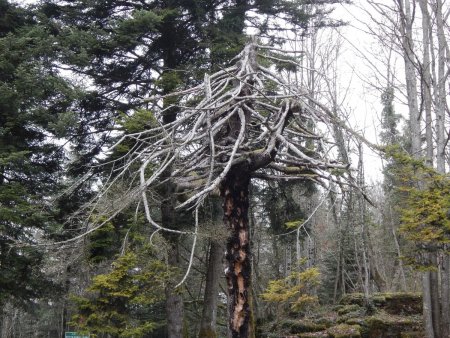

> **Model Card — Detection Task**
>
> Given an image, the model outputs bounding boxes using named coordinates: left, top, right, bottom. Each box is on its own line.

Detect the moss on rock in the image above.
left=298, top=331, right=330, bottom=337
left=339, top=294, right=366, bottom=307
left=349, top=312, right=423, bottom=338
left=338, top=293, right=422, bottom=316
left=279, top=319, right=327, bottom=334
left=337, top=305, right=363, bottom=316
left=262, top=293, right=423, bottom=338
left=327, top=324, right=361, bottom=338
left=382, top=293, right=422, bottom=315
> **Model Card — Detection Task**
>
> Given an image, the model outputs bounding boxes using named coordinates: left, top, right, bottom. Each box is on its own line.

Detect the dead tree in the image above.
left=85, top=39, right=355, bottom=338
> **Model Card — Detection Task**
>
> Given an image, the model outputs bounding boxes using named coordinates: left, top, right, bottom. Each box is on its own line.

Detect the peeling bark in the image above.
left=221, top=165, right=254, bottom=338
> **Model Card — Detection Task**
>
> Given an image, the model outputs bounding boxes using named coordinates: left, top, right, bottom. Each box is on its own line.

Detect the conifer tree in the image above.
left=0, top=0, right=77, bottom=315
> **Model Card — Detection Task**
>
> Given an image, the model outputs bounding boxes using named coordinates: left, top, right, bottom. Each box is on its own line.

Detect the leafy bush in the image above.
left=261, top=267, right=320, bottom=314
left=71, top=248, right=172, bottom=337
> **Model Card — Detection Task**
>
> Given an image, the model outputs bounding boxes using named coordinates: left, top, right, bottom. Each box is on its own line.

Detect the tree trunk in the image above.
left=400, top=0, right=421, bottom=156
left=165, top=239, right=185, bottom=338
left=221, top=166, right=254, bottom=338
left=442, top=253, right=450, bottom=338
left=429, top=254, right=441, bottom=337
left=418, top=0, right=433, bottom=165
left=418, top=2, right=441, bottom=334
left=161, top=123, right=184, bottom=338
left=391, top=225, right=407, bottom=291
left=399, top=1, right=436, bottom=335
left=434, top=0, right=446, bottom=174
left=423, top=269, right=435, bottom=338
left=199, top=240, right=224, bottom=338
left=0, top=303, right=16, bottom=338
left=357, top=144, right=371, bottom=302
left=434, top=1, right=448, bottom=335
left=161, top=19, right=185, bottom=334
left=160, top=154, right=185, bottom=338
left=61, top=266, right=71, bottom=338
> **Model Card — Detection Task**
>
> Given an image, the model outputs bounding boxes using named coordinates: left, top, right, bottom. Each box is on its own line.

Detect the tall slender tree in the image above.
left=0, top=0, right=77, bottom=321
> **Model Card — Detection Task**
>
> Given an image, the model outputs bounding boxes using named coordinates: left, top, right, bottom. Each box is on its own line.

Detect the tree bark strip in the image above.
left=221, top=166, right=254, bottom=338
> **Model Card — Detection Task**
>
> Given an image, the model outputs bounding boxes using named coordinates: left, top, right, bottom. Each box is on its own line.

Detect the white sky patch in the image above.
left=331, top=2, right=403, bottom=182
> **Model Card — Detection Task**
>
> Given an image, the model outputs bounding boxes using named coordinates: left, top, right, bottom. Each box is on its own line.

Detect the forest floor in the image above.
left=261, top=293, right=424, bottom=338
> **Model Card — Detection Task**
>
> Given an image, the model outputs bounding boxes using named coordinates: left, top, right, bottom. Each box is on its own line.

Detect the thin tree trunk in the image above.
left=429, top=254, right=441, bottom=337
left=61, top=266, right=71, bottom=338
left=199, top=240, right=224, bottom=338
left=221, top=166, right=254, bottom=338
left=272, top=237, right=282, bottom=279
left=418, top=0, right=433, bottom=165
left=442, top=252, right=450, bottom=338
left=399, top=0, right=421, bottom=156
left=434, top=1, right=448, bottom=334
left=161, top=115, right=184, bottom=338
left=1, top=303, right=13, bottom=338
left=160, top=22, right=185, bottom=334
left=391, top=225, right=407, bottom=291
left=435, top=0, right=446, bottom=174
left=423, top=269, right=435, bottom=338
left=357, top=144, right=371, bottom=302
left=333, top=247, right=341, bottom=303
left=249, top=208, right=262, bottom=326
left=330, top=190, right=342, bottom=303
left=165, top=239, right=185, bottom=338
left=419, top=3, right=441, bottom=334
left=399, top=1, right=435, bottom=336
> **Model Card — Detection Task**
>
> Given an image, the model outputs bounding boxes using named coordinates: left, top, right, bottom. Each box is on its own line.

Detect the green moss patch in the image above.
left=351, top=312, right=423, bottom=337
left=338, top=293, right=422, bottom=316
left=262, top=294, right=423, bottom=338
left=279, top=319, right=327, bottom=334
left=298, top=331, right=330, bottom=337
left=339, top=294, right=366, bottom=307
left=382, top=293, right=422, bottom=315
left=327, top=324, right=361, bottom=338
left=337, top=305, right=363, bottom=316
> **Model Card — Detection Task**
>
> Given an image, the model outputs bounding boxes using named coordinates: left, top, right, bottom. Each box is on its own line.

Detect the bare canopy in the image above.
left=94, top=39, right=353, bottom=223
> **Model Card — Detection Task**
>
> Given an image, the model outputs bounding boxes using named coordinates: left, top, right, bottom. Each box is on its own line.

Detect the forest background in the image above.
left=0, top=0, right=449, bottom=337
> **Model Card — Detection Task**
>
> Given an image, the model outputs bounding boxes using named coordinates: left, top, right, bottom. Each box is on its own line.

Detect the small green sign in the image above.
left=65, top=332, right=89, bottom=338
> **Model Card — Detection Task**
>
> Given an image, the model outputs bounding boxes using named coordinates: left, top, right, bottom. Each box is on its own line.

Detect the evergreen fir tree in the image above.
left=0, top=0, right=77, bottom=308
